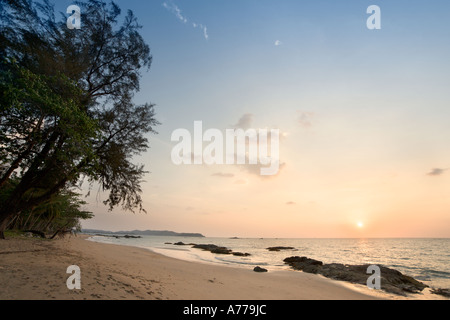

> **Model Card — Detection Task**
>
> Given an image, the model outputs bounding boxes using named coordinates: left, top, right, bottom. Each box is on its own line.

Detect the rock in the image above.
left=123, top=235, right=141, bottom=239
left=97, top=234, right=141, bottom=239
left=164, top=242, right=172, bottom=245
left=430, top=288, right=450, bottom=298
left=192, top=244, right=219, bottom=251
left=284, top=256, right=323, bottom=265
left=211, top=247, right=233, bottom=255
left=267, top=246, right=295, bottom=252
left=254, top=267, right=268, bottom=273
left=233, top=252, right=251, bottom=257
left=192, top=243, right=248, bottom=257
left=283, top=257, right=428, bottom=296
left=283, top=256, right=323, bottom=273
left=173, top=242, right=187, bottom=246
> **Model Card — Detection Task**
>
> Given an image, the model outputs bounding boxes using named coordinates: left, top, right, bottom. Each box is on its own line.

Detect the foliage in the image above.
left=0, top=0, right=159, bottom=238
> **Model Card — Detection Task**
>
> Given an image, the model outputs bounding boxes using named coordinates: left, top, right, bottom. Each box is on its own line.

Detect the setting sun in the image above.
left=357, top=222, right=364, bottom=228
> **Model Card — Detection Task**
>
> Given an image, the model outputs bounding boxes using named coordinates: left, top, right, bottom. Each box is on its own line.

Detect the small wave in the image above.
left=154, top=247, right=190, bottom=252
left=415, top=275, right=432, bottom=281
left=420, top=269, right=450, bottom=279
left=214, top=257, right=269, bottom=266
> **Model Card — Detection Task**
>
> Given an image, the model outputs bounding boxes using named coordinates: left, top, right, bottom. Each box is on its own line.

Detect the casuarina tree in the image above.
left=0, top=0, right=159, bottom=239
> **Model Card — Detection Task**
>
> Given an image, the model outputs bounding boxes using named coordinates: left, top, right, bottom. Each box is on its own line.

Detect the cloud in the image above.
left=162, top=1, right=187, bottom=23
left=233, top=114, right=254, bottom=130
left=297, top=111, right=315, bottom=128
left=274, top=40, right=283, bottom=46
left=163, top=1, right=209, bottom=40
left=212, top=172, right=235, bottom=178
left=230, top=114, right=287, bottom=179
left=427, top=168, right=448, bottom=176
left=286, top=201, right=296, bottom=205
left=239, top=161, right=286, bottom=179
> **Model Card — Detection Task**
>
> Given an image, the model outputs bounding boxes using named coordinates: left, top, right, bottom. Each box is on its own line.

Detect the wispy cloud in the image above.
left=427, top=168, right=448, bottom=176
left=162, top=1, right=209, bottom=40
left=297, top=111, right=315, bottom=128
left=231, top=114, right=287, bottom=179
left=212, top=173, right=235, bottom=178
left=162, top=1, right=187, bottom=23
left=274, top=40, right=283, bottom=46
left=193, top=23, right=209, bottom=40
left=233, top=114, right=254, bottom=130
left=240, top=160, right=286, bottom=179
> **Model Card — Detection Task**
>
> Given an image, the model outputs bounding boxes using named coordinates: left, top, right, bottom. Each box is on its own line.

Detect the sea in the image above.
left=86, top=235, right=450, bottom=299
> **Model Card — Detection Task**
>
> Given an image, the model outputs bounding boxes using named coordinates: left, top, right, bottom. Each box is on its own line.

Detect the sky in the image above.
left=59, top=0, right=450, bottom=238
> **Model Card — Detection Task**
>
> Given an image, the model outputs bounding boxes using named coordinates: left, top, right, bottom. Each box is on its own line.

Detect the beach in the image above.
left=0, top=234, right=381, bottom=300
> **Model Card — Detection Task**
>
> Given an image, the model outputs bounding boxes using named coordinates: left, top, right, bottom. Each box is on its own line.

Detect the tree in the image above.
left=8, top=189, right=94, bottom=238
left=0, top=0, right=159, bottom=239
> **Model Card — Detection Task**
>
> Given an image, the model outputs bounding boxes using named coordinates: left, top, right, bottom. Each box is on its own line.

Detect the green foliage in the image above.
left=11, top=190, right=94, bottom=235
left=0, top=0, right=159, bottom=237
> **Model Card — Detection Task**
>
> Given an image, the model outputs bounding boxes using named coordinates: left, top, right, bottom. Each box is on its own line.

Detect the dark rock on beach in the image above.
left=233, top=252, right=251, bottom=257
left=174, top=242, right=192, bottom=246
left=191, top=244, right=250, bottom=257
left=124, top=235, right=141, bottom=239
left=211, top=247, right=233, bottom=255
left=96, top=234, right=141, bottom=239
left=192, top=244, right=219, bottom=251
left=267, top=247, right=296, bottom=252
left=430, top=288, right=450, bottom=298
left=283, top=256, right=323, bottom=274
left=283, top=256, right=428, bottom=296
left=254, top=267, right=268, bottom=273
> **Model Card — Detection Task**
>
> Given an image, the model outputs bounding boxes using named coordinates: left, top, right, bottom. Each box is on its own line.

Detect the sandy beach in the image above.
left=0, top=234, right=382, bottom=300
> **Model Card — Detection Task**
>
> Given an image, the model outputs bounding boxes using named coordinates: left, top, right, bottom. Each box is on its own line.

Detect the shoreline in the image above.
left=0, top=234, right=386, bottom=300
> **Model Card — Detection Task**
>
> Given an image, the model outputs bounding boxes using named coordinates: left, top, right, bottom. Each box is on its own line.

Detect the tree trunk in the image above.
left=43, top=217, right=55, bottom=233
left=0, top=191, right=24, bottom=239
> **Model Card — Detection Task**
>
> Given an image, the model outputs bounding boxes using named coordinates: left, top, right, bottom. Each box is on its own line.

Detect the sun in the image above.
left=357, top=222, right=364, bottom=228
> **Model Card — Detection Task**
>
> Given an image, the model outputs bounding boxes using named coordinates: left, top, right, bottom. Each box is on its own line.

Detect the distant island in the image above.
left=82, top=229, right=205, bottom=238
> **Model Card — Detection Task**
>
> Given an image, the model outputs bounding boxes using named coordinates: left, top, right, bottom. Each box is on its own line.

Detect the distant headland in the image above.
left=82, top=229, right=205, bottom=238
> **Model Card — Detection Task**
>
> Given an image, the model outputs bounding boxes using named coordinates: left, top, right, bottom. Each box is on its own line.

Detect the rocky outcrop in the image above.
left=172, top=241, right=195, bottom=246
left=211, top=247, right=233, bottom=255
left=233, top=252, right=251, bottom=257
left=190, top=244, right=251, bottom=257
left=430, top=288, right=450, bottom=298
left=267, top=247, right=296, bottom=252
left=283, top=256, right=323, bottom=274
left=284, top=256, right=428, bottom=296
left=95, top=234, right=142, bottom=239
left=192, top=244, right=219, bottom=251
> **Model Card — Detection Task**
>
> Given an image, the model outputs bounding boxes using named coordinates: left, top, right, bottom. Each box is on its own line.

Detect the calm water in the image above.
left=87, top=236, right=450, bottom=293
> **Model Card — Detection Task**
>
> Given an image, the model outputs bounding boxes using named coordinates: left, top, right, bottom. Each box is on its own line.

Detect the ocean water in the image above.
left=87, top=235, right=450, bottom=296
